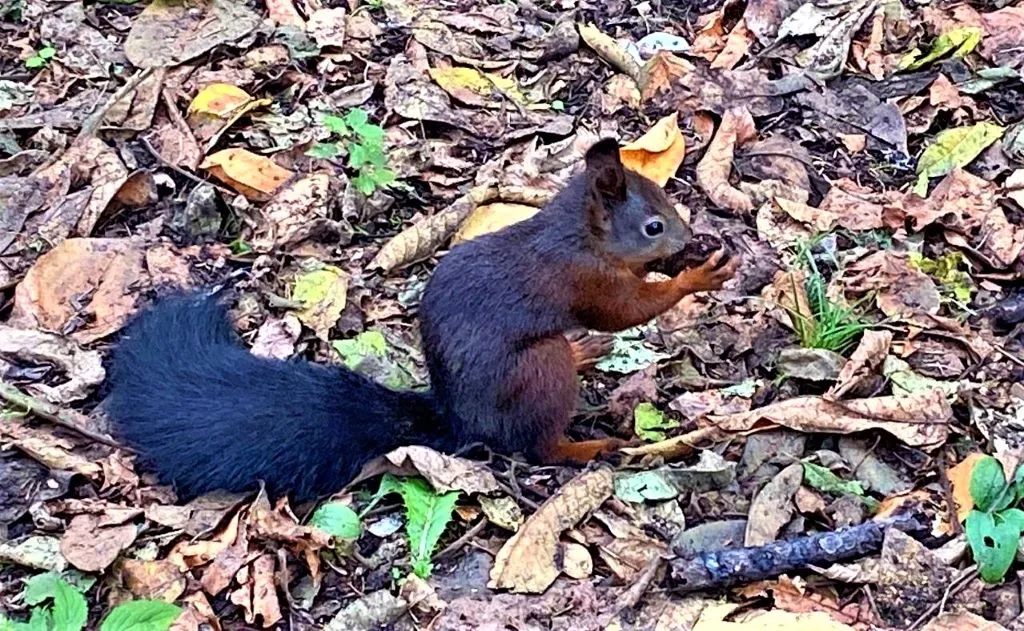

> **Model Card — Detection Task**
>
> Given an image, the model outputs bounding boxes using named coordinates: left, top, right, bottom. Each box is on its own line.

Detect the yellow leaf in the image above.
left=947, top=452, right=987, bottom=523
left=619, top=112, right=686, bottom=187
left=914, top=122, right=1004, bottom=196
left=187, top=83, right=253, bottom=117
left=199, top=148, right=293, bottom=201
left=428, top=67, right=527, bottom=108
left=291, top=263, right=349, bottom=341
left=453, top=203, right=539, bottom=244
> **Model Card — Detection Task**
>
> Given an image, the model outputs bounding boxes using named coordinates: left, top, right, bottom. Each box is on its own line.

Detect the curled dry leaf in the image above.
left=428, top=66, right=528, bottom=108
left=828, top=329, right=893, bottom=399
left=61, top=514, right=137, bottom=572
left=639, top=51, right=694, bottom=102
left=711, top=19, right=753, bottom=70
left=354, top=445, right=500, bottom=495
left=696, top=106, right=757, bottom=213
left=200, top=149, right=293, bottom=202
left=619, top=112, right=686, bottom=187
left=489, top=468, right=613, bottom=593
left=745, top=462, right=802, bottom=546
left=250, top=315, right=302, bottom=360
left=0, top=416, right=102, bottom=478
left=578, top=23, right=642, bottom=83
left=453, top=202, right=539, bottom=244
left=368, top=185, right=496, bottom=272
left=708, top=389, right=951, bottom=449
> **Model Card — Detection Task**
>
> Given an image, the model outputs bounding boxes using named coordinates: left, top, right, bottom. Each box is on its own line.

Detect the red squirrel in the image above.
left=106, top=138, right=738, bottom=500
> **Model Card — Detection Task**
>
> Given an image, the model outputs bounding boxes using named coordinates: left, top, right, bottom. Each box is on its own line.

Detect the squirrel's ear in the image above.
left=584, top=138, right=627, bottom=203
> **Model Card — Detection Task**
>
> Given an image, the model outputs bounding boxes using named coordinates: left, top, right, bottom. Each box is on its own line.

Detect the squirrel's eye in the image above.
left=643, top=218, right=665, bottom=238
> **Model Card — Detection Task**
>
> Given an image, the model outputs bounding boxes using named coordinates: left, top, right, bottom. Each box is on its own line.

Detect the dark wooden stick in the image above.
left=669, top=518, right=921, bottom=592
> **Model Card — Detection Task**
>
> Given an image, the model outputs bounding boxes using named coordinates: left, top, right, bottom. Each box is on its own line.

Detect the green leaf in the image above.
left=1014, top=464, right=1024, bottom=503
left=26, top=608, right=52, bottom=631
left=25, top=56, right=45, bottom=69
left=802, top=461, right=867, bottom=497
left=998, top=508, right=1024, bottom=534
left=333, top=331, right=387, bottom=369
left=100, top=600, right=181, bottom=631
left=343, top=108, right=369, bottom=129
left=320, top=114, right=349, bottom=136
left=51, top=579, right=87, bottom=631
left=23, top=573, right=63, bottom=605
left=309, top=501, right=362, bottom=540
left=352, top=174, right=377, bottom=196
left=306, top=142, right=342, bottom=159
left=914, top=122, right=1005, bottom=196
left=900, top=27, right=982, bottom=71
left=37, top=46, right=56, bottom=59
left=594, top=327, right=669, bottom=374
left=971, top=455, right=1008, bottom=512
left=633, top=402, right=678, bottom=442
left=966, top=510, right=1019, bottom=583
left=370, top=168, right=396, bottom=187
left=355, top=122, right=384, bottom=144
left=377, top=475, right=459, bottom=578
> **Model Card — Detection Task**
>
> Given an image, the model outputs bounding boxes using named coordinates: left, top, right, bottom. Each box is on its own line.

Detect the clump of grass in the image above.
left=785, top=239, right=874, bottom=355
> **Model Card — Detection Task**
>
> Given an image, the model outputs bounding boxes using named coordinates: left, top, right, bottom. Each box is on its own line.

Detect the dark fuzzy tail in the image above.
left=106, top=293, right=446, bottom=501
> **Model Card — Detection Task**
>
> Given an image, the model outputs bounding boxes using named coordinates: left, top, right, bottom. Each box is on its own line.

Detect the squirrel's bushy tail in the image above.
left=106, top=293, right=445, bottom=501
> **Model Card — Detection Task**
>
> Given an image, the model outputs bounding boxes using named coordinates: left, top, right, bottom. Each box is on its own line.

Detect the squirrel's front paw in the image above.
left=678, top=247, right=739, bottom=292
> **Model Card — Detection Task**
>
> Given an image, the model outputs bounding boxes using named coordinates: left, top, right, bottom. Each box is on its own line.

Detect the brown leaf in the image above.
left=980, top=7, right=1024, bottom=70
left=0, top=325, right=104, bottom=404
left=619, top=113, right=687, bottom=187
left=250, top=554, right=283, bottom=627
left=250, top=172, right=342, bottom=252
left=843, top=251, right=941, bottom=318
left=61, top=514, right=137, bottom=572
left=745, top=463, right=802, bottom=546
left=828, top=330, right=893, bottom=399
left=250, top=315, right=301, bottom=360
left=307, top=8, right=347, bottom=48
left=638, top=51, right=694, bottom=103
left=124, top=0, right=260, bottom=69
left=0, top=416, right=103, bottom=478
left=169, top=592, right=221, bottom=631
left=922, top=612, right=1008, bottom=631
left=578, top=23, right=641, bottom=82
left=119, top=558, right=187, bottom=601
left=711, top=19, right=753, bottom=70
left=707, top=390, right=951, bottom=449
left=265, top=0, right=304, bottom=27
left=489, top=469, right=613, bottom=593
left=696, top=107, right=757, bottom=213
left=11, top=239, right=145, bottom=344
left=947, top=453, right=987, bottom=524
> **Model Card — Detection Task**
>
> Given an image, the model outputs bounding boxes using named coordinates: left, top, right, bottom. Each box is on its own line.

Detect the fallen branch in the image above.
left=668, top=517, right=922, bottom=592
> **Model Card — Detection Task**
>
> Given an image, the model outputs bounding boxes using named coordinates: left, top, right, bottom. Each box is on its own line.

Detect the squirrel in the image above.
left=106, top=138, right=738, bottom=501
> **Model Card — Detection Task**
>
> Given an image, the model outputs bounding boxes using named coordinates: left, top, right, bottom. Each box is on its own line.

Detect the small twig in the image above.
left=0, top=380, right=123, bottom=449
left=76, top=67, right=155, bottom=142
left=907, top=566, right=978, bottom=631
left=602, top=556, right=663, bottom=623
left=139, top=136, right=236, bottom=198
left=433, top=517, right=487, bottom=562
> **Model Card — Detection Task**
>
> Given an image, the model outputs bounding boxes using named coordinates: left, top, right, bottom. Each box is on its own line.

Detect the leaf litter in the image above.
left=2, top=0, right=1024, bottom=628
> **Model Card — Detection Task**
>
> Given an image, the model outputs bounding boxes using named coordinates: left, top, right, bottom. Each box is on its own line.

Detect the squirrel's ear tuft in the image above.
left=584, top=138, right=626, bottom=203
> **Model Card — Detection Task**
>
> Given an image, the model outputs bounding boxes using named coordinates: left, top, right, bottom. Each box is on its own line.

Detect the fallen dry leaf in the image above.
left=428, top=66, right=528, bottom=108
left=355, top=445, right=500, bottom=495
left=922, top=612, right=1008, bottom=631
left=250, top=172, right=340, bottom=252
left=489, top=468, right=612, bottom=593
left=708, top=390, right=951, bottom=449
left=200, top=148, right=293, bottom=201
left=711, top=19, right=753, bottom=70
left=0, top=325, right=104, bottom=404
left=696, top=106, right=757, bottom=213
left=61, top=514, right=137, bottom=572
left=746, top=463, right=802, bottom=546
left=453, top=203, right=540, bottom=244
left=619, top=112, right=686, bottom=187
left=828, top=330, right=893, bottom=399
left=639, top=51, right=694, bottom=102
left=119, top=558, right=187, bottom=601
left=124, top=0, right=260, bottom=68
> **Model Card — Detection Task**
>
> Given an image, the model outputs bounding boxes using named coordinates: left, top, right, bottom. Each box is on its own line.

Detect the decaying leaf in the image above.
left=61, top=515, right=137, bottom=573
left=914, top=123, right=1005, bottom=196
left=124, top=0, right=260, bottom=68
left=489, top=468, right=613, bottom=593
left=428, top=66, right=529, bottom=108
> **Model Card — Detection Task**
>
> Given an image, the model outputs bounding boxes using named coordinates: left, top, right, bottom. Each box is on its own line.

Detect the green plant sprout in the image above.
left=25, top=46, right=55, bottom=69
left=783, top=239, right=874, bottom=354
left=307, top=108, right=397, bottom=196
